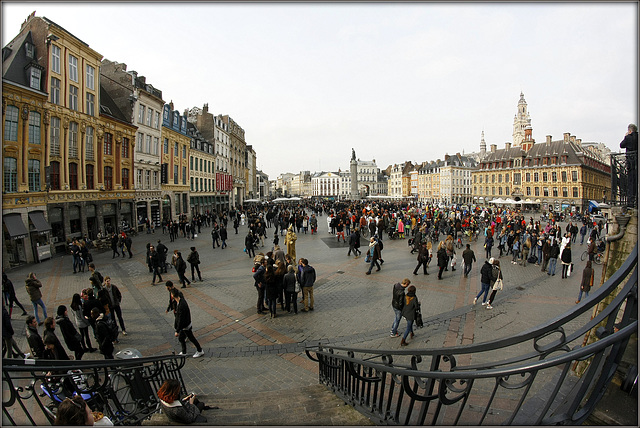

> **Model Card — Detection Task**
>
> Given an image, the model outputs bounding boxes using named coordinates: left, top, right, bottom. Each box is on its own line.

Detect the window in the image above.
left=505, top=173, right=509, bottom=183
left=4, top=105, right=18, bottom=141
left=30, top=68, right=41, bottom=90
left=86, top=93, right=95, bottom=116
left=28, top=111, right=41, bottom=144
left=50, top=78, right=60, bottom=104
left=173, top=165, right=178, bottom=184
left=86, top=164, right=94, bottom=189
left=498, top=187, right=503, bottom=195
left=69, top=163, right=78, bottom=190
left=4, top=157, right=17, bottom=193
left=562, top=187, right=568, bottom=197
left=50, top=117, right=61, bottom=156
left=525, top=173, right=530, bottom=182
left=498, top=174, right=502, bottom=183
left=68, top=54, right=78, bottom=82
left=182, top=145, right=186, bottom=158
left=155, top=112, right=160, bottom=129
left=533, top=172, right=539, bottom=182
left=534, top=187, right=540, bottom=196
left=543, top=187, right=549, bottom=197
left=146, top=109, right=153, bottom=127
left=572, top=171, right=578, bottom=181
left=190, top=177, right=194, bottom=191
left=163, top=138, right=169, bottom=154
left=104, top=167, right=113, bottom=190
left=28, top=159, right=40, bottom=191
left=85, top=127, right=94, bottom=160
left=491, top=187, right=495, bottom=196
left=51, top=45, right=61, bottom=73
left=136, top=170, right=143, bottom=189
left=200, top=159, right=203, bottom=171
left=543, top=157, right=548, bottom=165
left=122, top=168, right=129, bottom=189
left=513, top=173, right=521, bottom=185
left=145, top=170, right=151, bottom=189
left=104, top=133, right=113, bottom=155
left=69, top=85, right=78, bottom=111
left=573, top=187, right=579, bottom=198
left=174, top=142, right=178, bottom=155
left=138, top=105, right=145, bottom=124
left=526, top=187, right=531, bottom=196
left=136, top=132, right=144, bottom=152
left=153, top=171, right=158, bottom=187
left=542, top=172, right=548, bottom=182
left=68, top=122, right=78, bottom=158
left=552, top=172, right=557, bottom=182
left=122, top=137, right=129, bottom=158
left=190, top=156, right=194, bottom=170
left=562, top=171, right=567, bottom=182
left=146, top=135, right=152, bottom=153
left=50, top=161, right=60, bottom=190
left=182, top=166, right=187, bottom=185
left=553, top=187, right=558, bottom=197
left=86, top=65, right=95, bottom=90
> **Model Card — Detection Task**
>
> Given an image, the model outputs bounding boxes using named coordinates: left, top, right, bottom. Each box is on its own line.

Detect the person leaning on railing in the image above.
left=620, top=123, right=637, bottom=206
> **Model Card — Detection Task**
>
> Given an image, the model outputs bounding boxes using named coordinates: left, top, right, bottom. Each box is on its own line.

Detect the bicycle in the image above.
left=581, top=250, right=604, bottom=265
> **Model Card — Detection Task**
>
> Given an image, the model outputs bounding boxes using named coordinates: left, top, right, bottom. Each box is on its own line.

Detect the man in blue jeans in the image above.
left=473, top=258, right=494, bottom=306
left=390, top=278, right=410, bottom=337
left=547, top=241, right=560, bottom=276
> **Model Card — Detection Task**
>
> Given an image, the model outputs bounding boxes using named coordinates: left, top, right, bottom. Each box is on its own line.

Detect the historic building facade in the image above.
left=161, top=103, right=190, bottom=221
left=311, top=171, right=341, bottom=198
left=187, top=122, right=216, bottom=214
left=512, top=92, right=532, bottom=146
left=245, top=145, right=257, bottom=199
left=439, top=153, right=477, bottom=205
left=2, top=28, right=50, bottom=268
left=100, top=60, right=165, bottom=231
left=221, top=115, right=247, bottom=207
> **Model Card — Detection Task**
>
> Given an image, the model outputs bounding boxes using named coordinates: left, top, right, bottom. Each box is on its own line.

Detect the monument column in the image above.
left=350, top=148, right=358, bottom=200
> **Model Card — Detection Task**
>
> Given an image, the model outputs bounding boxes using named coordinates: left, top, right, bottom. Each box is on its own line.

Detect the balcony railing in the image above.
left=610, top=151, right=637, bottom=208
left=2, top=353, right=186, bottom=426
left=306, top=244, right=638, bottom=425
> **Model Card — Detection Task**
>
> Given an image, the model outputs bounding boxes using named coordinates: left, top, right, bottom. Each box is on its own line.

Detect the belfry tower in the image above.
left=512, top=92, right=532, bottom=146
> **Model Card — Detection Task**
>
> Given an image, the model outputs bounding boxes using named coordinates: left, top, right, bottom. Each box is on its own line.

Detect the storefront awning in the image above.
left=29, top=211, right=51, bottom=233
left=3, top=214, right=29, bottom=239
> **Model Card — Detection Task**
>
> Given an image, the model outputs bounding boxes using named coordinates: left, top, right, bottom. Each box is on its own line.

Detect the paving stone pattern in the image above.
left=6, top=216, right=595, bottom=424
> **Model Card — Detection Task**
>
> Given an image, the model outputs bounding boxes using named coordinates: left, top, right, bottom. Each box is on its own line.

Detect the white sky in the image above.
left=2, top=2, right=638, bottom=179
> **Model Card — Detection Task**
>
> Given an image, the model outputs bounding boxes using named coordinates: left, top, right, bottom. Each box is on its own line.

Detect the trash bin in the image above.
left=115, top=348, right=142, bottom=359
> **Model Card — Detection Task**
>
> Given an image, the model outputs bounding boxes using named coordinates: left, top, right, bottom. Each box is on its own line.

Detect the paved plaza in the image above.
left=6, top=216, right=596, bottom=400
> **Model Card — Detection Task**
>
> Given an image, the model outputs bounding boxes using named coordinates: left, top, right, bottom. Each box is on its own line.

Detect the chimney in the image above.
left=203, top=103, right=208, bottom=113
left=130, top=70, right=138, bottom=85
left=139, top=76, right=146, bottom=85
left=570, top=135, right=576, bottom=143
left=576, top=139, right=582, bottom=145
left=444, top=154, right=450, bottom=161
left=563, top=132, right=570, bottom=142
left=505, top=142, right=511, bottom=150
left=546, top=135, right=552, bottom=144
left=490, top=144, right=497, bottom=153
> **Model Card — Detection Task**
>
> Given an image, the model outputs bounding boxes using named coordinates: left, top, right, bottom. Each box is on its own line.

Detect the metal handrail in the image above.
left=306, top=244, right=638, bottom=425
left=2, top=353, right=187, bottom=426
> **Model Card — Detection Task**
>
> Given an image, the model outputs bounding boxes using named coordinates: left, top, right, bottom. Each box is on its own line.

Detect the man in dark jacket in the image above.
left=186, top=247, right=203, bottom=282
left=43, top=317, right=69, bottom=360
left=413, top=242, right=430, bottom=275
left=104, top=277, right=126, bottom=336
left=25, top=315, right=45, bottom=358
left=91, top=308, right=114, bottom=359
left=171, top=289, right=204, bottom=358
left=541, top=238, right=552, bottom=272
left=620, top=123, right=638, bottom=206
left=548, top=241, right=560, bottom=276
left=474, top=258, right=494, bottom=306
left=124, top=234, right=133, bottom=258
left=462, top=244, right=476, bottom=278
left=156, top=240, right=168, bottom=273
left=347, top=229, right=361, bottom=257
left=88, top=263, right=103, bottom=294
left=390, top=278, right=410, bottom=337
left=150, top=245, right=163, bottom=285
left=175, top=252, right=190, bottom=288
left=300, top=258, right=316, bottom=312
left=55, top=305, right=84, bottom=360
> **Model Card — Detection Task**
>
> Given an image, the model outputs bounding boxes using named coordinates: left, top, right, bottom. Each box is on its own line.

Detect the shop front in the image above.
left=28, top=211, right=52, bottom=263
left=86, top=204, right=98, bottom=239
left=2, top=213, right=29, bottom=267
left=120, top=201, right=133, bottom=229
left=136, top=201, right=147, bottom=231
left=162, top=195, right=172, bottom=223
left=150, top=200, right=161, bottom=227
left=48, top=207, right=66, bottom=254
left=68, top=205, right=82, bottom=241
left=103, top=203, right=117, bottom=235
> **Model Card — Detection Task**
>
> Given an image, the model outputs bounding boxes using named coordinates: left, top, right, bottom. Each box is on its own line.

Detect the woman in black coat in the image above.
left=264, top=264, right=278, bottom=318
left=55, top=305, right=84, bottom=360
left=436, top=242, right=448, bottom=280
left=560, top=243, right=572, bottom=279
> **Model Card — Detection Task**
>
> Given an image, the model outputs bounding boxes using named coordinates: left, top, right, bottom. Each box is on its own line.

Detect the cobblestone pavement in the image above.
left=7, top=217, right=596, bottom=398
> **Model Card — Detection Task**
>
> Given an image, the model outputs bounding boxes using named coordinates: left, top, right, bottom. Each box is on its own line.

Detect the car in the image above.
left=591, top=214, right=606, bottom=224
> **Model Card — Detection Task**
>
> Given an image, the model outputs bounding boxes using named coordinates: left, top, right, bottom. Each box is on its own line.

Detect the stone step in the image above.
left=143, top=384, right=374, bottom=426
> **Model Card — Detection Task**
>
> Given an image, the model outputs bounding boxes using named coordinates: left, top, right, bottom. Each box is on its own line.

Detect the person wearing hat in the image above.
left=473, top=257, right=495, bottom=306
left=186, top=247, right=203, bottom=282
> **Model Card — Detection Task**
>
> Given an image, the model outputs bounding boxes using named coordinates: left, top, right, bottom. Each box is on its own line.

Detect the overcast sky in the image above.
left=2, top=2, right=637, bottom=179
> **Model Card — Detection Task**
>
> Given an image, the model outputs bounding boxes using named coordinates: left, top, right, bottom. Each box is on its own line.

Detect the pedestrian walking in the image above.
left=485, top=259, right=503, bottom=310
left=264, top=263, right=278, bottom=318
left=165, top=281, right=181, bottom=315
left=187, top=247, right=203, bottom=282
left=25, top=315, right=45, bottom=359
left=2, top=304, right=26, bottom=358
left=412, top=241, right=430, bottom=275
left=220, top=226, right=228, bottom=249
left=156, top=240, right=169, bottom=273
left=560, top=243, right=572, bottom=279
left=70, top=293, right=96, bottom=352
left=462, top=244, right=476, bottom=277
left=171, top=288, right=204, bottom=358
left=245, top=231, right=256, bottom=258
left=70, top=239, right=81, bottom=273
left=300, top=258, right=316, bottom=312
left=103, top=277, right=127, bottom=336
left=2, top=270, right=28, bottom=316
left=400, top=285, right=419, bottom=346
left=90, top=307, right=114, bottom=359
left=150, top=245, right=164, bottom=285
left=390, top=278, right=410, bottom=337
left=473, top=258, right=494, bottom=306
left=211, top=226, right=220, bottom=249
left=576, top=261, right=594, bottom=304
left=436, top=241, right=448, bottom=280
left=55, top=305, right=84, bottom=360
left=175, top=252, right=191, bottom=288
left=484, top=233, right=494, bottom=259
left=88, top=263, right=104, bottom=295
left=365, top=237, right=381, bottom=275
left=124, top=233, right=133, bottom=258
left=25, top=272, right=47, bottom=326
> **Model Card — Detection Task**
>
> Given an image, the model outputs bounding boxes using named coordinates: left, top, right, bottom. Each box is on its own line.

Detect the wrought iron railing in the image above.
left=306, top=245, right=638, bottom=425
left=2, top=354, right=187, bottom=426
left=610, top=151, right=637, bottom=208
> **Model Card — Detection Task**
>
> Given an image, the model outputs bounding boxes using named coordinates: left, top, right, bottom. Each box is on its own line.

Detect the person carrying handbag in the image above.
left=486, top=259, right=503, bottom=310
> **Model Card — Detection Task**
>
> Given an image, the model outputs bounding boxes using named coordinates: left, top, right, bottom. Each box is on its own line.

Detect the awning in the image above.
left=3, top=214, right=29, bottom=239
left=28, top=211, right=51, bottom=233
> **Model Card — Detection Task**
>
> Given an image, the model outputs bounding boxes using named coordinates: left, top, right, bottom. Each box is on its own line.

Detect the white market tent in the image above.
left=244, top=199, right=260, bottom=203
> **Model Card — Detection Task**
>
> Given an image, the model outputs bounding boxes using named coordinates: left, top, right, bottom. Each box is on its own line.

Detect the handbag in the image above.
left=415, top=303, right=424, bottom=329
left=492, top=278, right=504, bottom=291
left=451, top=254, right=457, bottom=268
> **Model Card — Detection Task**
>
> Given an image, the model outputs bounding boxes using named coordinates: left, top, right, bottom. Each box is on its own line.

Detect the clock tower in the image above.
left=512, top=92, right=532, bottom=146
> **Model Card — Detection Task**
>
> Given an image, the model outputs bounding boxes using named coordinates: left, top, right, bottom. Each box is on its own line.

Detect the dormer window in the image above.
left=27, top=65, right=42, bottom=90
left=25, top=43, right=34, bottom=58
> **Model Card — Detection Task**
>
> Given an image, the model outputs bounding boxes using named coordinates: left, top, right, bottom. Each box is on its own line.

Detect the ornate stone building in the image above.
left=187, top=122, right=216, bottom=214
left=160, top=103, right=190, bottom=221
left=512, top=92, right=532, bottom=146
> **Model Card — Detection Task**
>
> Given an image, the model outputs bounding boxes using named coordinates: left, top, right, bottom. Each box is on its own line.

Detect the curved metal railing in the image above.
left=2, top=354, right=187, bottom=426
left=306, top=244, right=638, bottom=425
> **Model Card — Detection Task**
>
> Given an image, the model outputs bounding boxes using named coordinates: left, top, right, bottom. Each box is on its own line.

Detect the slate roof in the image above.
left=99, top=84, right=130, bottom=124
left=480, top=140, right=585, bottom=166
left=2, top=30, right=46, bottom=94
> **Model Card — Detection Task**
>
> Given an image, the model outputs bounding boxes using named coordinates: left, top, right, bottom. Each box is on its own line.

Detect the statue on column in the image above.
left=351, top=148, right=356, bottom=161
